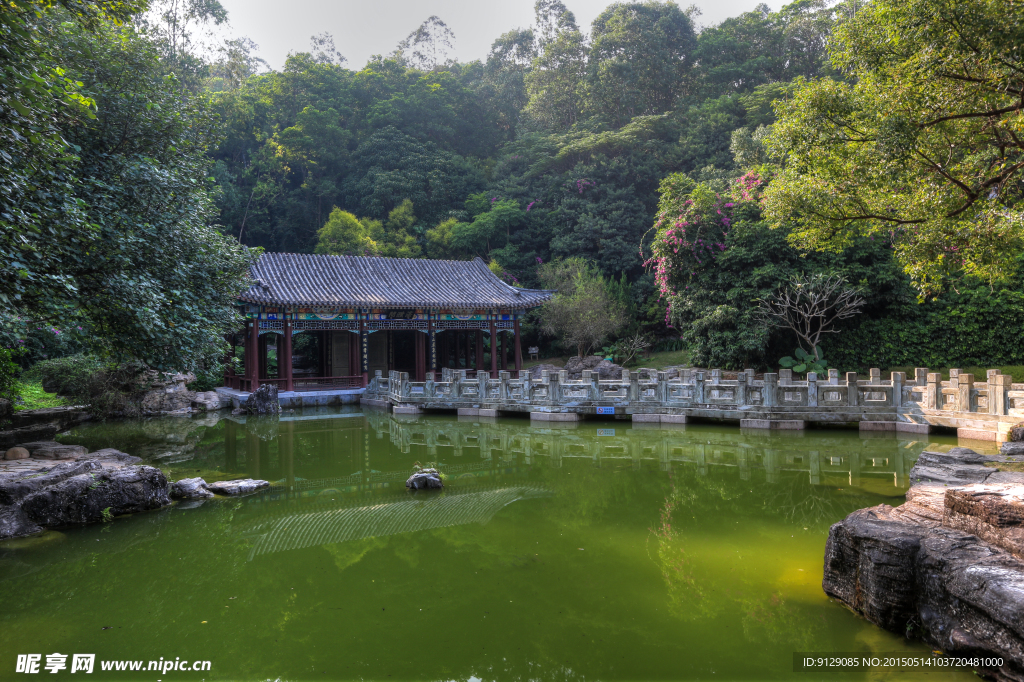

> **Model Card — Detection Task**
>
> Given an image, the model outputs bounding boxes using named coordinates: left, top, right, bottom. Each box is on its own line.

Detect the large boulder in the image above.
left=245, top=384, right=280, bottom=415
left=0, top=460, right=171, bottom=539
left=205, top=479, right=269, bottom=496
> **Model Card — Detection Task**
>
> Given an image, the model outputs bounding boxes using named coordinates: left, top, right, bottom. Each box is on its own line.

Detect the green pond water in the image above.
left=0, top=410, right=984, bottom=681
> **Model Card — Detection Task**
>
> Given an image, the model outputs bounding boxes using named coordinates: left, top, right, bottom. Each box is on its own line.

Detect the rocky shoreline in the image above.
left=0, top=439, right=269, bottom=542
left=824, top=445, right=1024, bottom=680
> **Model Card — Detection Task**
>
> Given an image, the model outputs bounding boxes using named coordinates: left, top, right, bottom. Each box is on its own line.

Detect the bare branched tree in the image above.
left=618, top=333, right=651, bottom=366
left=310, top=32, right=346, bottom=66
left=397, top=16, right=456, bottom=70
left=756, top=273, right=865, bottom=361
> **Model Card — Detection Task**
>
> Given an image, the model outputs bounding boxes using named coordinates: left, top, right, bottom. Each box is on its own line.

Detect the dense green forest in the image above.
left=2, top=0, right=1023, bottom=385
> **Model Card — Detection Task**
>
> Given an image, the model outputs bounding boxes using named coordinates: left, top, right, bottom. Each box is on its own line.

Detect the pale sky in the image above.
left=218, top=0, right=784, bottom=71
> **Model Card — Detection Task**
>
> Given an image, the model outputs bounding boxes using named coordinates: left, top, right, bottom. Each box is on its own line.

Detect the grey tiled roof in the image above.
left=240, top=253, right=554, bottom=310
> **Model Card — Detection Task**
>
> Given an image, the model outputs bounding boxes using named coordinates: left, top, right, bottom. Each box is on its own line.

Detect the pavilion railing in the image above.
left=223, top=375, right=364, bottom=392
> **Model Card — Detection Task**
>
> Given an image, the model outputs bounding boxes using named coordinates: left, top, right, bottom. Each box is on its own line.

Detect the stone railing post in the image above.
left=656, top=371, right=668, bottom=404
left=581, top=369, right=595, bottom=400
left=869, top=368, right=881, bottom=385
left=957, top=373, right=974, bottom=412
left=763, top=372, right=778, bottom=407
left=425, top=373, right=435, bottom=398
left=828, top=369, right=839, bottom=385
left=806, top=372, right=818, bottom=406
left=779, top=369, right=792, bottom=387
left=846, top=372, right=859, bottom=406
left=992, top=374, right=1011, bottom=415
left=558, top=370, right=569, bottom=406
left=478, top=370, right=489, bottom=405
left=548, top=370, right=560, bottom=407
left=891, top=372, right=905, bottom=408
left=710, top=369, right=721, bottom=385
left=914, top=368, right=929, bottom=386
left=628, top=370, right=639, bottom=402
left=693, top=371, right=705, bottom=404
left=744, top=368, right=755, bottom=384
left=498, top=370, right=510, bottom=401
left=736, top=371, right=748, bottom=406
left=925, top=373, right=942, bottom=409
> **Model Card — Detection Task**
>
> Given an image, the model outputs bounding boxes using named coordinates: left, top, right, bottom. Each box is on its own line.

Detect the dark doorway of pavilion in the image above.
left=391, top=330, right=418, bottom=376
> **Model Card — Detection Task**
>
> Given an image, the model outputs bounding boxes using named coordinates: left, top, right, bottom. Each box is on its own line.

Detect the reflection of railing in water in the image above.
left=362, top=411, right=928, bottom=486
left=241, top=485, right=551, bottom=560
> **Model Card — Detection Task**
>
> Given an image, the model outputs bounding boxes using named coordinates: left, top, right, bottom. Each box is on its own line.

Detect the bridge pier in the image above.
left=530, top=412, right=578, bottom=422
left=740, top=419, right=805, bottom=430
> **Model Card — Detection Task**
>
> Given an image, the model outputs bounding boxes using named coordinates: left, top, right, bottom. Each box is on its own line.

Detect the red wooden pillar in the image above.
left=514, top=318, right=523, bottom=377
left=246, top=319, right=259, bottom=391
left=258, top=332, right=268, bottom=380
left=476, top=331, right=484, bottom=372
left=489, top=318, right=497, bottom=378
left=349, top=330, right=359, bottom=378
left=359, top=314, right=368, bottom=387
left=414, top=331, right=425, bottom=382
left=500, top=330, right=507, bottom=371
left=282, top=317, right=294, bottom=391
left=428, top=318, right=437, bottom=381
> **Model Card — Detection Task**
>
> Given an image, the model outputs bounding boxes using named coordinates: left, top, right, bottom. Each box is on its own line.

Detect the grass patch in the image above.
left=985, top=460, right=1024, bottom=473
left=521, top=349, right=691, bottom=372
left=14, top=380, right=71, bottom=411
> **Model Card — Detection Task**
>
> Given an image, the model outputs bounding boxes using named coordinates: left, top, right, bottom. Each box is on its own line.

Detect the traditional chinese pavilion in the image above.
left=225, top=253, right=554, bottom=392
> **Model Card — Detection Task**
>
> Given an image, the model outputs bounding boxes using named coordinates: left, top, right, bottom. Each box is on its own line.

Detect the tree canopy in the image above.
left=763, top=0, right=1024, bottom=293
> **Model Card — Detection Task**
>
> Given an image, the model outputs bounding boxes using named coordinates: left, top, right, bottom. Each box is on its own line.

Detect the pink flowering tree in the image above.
left=645, top=171, right=765, bottom=327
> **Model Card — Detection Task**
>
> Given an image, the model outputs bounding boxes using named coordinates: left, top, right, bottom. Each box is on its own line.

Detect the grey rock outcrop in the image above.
left=205, top=479, right=269, bottom=496
left=908, top=448, right=1000, bottom=486
left=171, top=477, right=214, bottom=500
left=825, top=448, right=1024, bottom=680
left=825, top=505, right=1024, bottom=680
left=563, top=355, right=626, bottom=380
left=406, top=468, right=443, bottom=490
left=1002, top=441, right=1024, bottom=457
left=529, top=363, right=563, bottom=380
left=245, top=384, right=280, bottom=416
left=33, top=444, right=88, bottom=460
left=138, top=371, right=196, bottom=415
left=192, top=391, right=231, bottom=411
left=0, top=460, right=171, bottom=540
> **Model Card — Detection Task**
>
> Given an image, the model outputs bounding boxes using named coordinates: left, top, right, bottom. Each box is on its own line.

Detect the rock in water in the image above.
left=205, top=479, right=269, bottom=496
left=171, top=477, right=214, bottom=500
left=0, top=460, right=171, bottom=539
left=245, top=384, right=280, bottom=416
left=406, top=468, right=443, bottom=490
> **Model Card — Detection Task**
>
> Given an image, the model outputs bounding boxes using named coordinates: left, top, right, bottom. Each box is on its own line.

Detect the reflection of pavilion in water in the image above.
left=227, top=410, right=934, bottom=559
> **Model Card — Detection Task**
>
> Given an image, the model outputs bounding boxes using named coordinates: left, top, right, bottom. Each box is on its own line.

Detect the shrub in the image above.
left=0, top=348, right=20, bottom=402
left=26, top=354, right=148, bottom=417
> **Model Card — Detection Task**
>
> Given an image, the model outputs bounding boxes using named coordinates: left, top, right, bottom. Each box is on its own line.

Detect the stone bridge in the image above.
left=362, top=366, right=1023, bottom=442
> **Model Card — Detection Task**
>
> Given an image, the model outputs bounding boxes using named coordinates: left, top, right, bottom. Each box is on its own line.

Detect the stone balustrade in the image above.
left=361, top=366, right=1024, bottom=442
